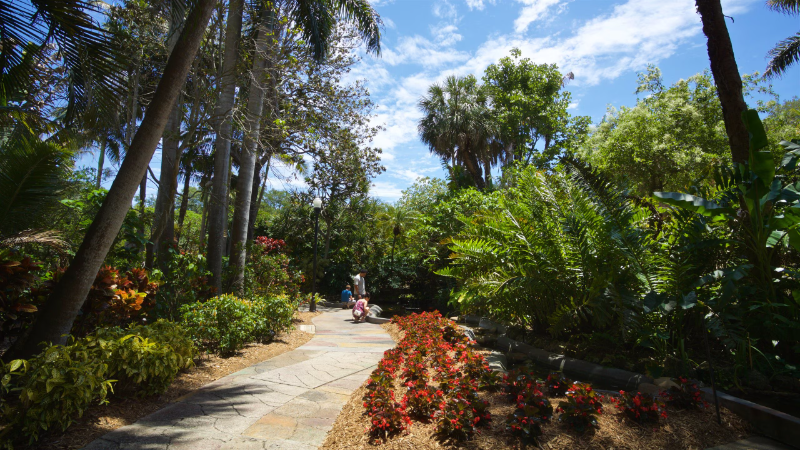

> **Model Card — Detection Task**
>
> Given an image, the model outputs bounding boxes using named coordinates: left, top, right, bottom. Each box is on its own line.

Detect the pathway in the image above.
left=83, top=307, right=394, bottom=449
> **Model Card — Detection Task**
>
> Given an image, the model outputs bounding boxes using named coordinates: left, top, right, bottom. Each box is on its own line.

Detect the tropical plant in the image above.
left=418, top=75, right=499, bottom=189
left=764, top=0, right=800, bottom=78
left=654, top=110, right=800, bottom=361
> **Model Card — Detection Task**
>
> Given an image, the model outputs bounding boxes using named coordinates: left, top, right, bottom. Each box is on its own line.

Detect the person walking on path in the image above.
left=352, top=293, right=371, bottom=323
left=353, top=269, right=367, bottom=299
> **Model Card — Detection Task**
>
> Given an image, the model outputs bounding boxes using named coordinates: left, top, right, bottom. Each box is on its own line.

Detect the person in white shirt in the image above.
left=353, top=269, right=367, bottom=298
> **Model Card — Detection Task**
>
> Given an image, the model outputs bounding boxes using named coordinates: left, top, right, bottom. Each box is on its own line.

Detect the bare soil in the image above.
left=323, top=323, right=751, bottom=450
left=30, top=311, right=321, bottom=450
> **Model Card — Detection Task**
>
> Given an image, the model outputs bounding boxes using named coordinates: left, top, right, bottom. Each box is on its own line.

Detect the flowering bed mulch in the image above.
left=323, top=312, right=750, bottom=450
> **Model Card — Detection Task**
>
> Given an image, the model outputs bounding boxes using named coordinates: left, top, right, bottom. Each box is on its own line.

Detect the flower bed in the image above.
left=323, top=312, right=751, bottom=449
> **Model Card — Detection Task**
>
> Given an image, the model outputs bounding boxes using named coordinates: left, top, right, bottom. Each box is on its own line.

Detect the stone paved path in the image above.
left=83, top=308, right=394, bottom=450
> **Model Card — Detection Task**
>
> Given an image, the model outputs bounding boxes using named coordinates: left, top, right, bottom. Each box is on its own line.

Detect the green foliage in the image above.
left=85, top=320, right=197, bottom=396
left=0, top=340, right=113, bottom=446
left=152, top=250, right=215, bottom=320
left=439, top=160, right=659, bottom=337
left=483, top=47, right=590, bottom=168
left=180, top=294, right=295, bottom=354
left=581, top=67, right=729, bottom=194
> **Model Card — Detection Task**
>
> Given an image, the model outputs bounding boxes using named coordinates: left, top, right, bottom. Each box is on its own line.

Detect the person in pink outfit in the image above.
left=352, top=293, right=371, bottom=323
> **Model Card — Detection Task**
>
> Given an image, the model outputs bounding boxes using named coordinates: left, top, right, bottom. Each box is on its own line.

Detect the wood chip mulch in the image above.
left=323, top=323, right=751, bottom=450
left=30, top=311, right=321, bottom=450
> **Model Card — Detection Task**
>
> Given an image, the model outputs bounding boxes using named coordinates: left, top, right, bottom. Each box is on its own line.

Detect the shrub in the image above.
left=248, top=295, right=296, bottom=343
left=546, top=371, right=572, bottom=397
left=363, top=388, right=410, bottom=442
left=505, top=366, right=540, bottom=398
left=612, top=391, right=666, bottom=423
left=244, top=237, right=303, bottom=299
left=0, top=341, right=113, bottom=445
left=402, top=384, right=444, bottom=419
left=74, top=265, right=159, bottom=334
left=180, top=294, right=295, bottom=354
left=556, top=382, right=604, bottom=432
left=153, top=250, right=216, bottom=319
left=506, top=387, right=553, bottom=442
left=86, top=320, right=197, bottom=396
left=180, top=294, right=256, bottom=354
left=665, top=377, right=709, bottom=409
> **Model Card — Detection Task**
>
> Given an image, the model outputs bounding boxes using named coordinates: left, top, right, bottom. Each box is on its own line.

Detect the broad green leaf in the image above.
left=742, top=109, right=768, bottom=152
left=653, top=192, right=733, bottom=217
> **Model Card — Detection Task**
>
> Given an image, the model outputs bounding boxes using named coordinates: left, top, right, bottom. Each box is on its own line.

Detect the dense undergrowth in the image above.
left=439, top=113, right=800, bottom=390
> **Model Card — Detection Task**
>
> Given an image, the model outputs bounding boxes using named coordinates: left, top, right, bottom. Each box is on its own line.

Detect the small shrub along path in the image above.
left=80, top=308, right=394, bottom=450
left=31, top=311, right=320, bottom=450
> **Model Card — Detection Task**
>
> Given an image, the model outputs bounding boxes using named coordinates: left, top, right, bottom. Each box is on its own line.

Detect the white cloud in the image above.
left=432, top=24, right=462, bottom=46
left=381, top=35, right=470, bottom=67
left=463, top=0, right=496, bottom=11
left=567, top=101, right=579, bottom=110
left=433, top=0, right=459, bottom=21
left=514, top=0, right=563, bottom=33
left=370, top=181, right=405, bottom=200
left=383, top=17, right=396, bottom=29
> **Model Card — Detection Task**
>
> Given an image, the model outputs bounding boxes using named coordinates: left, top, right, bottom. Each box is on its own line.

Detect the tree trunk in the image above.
left=177, top=167, right=192, bottom=238
left=11, top=0, right=216, bottom=359
left=199, top=172, right=210, bottom=252
left=483, top=159, right=491, bottom=187
left=247, top=161, right=265, bottom=242
left=695, top=0, right=750, bottom=164
left=138, top=174, right=147, bottom=245
left=96, top=140, right=106, bottom=189
left=462, top=152, right=485, bottom=189
left=146, top=98, right=182, bottom=269
left=230, top=8, right=273, bottom=294
left=207, top=0, right=244, bottom=293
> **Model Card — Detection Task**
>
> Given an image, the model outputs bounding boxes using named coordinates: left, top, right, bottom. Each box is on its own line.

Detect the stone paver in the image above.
left=83, top=309, right=394, bottom=450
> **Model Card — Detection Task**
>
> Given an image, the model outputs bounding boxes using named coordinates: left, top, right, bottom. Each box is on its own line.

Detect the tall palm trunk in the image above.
left=207, top=0, right=244, bottom=292
left=146, top=97, right=182, bottom=269
left=695, top=0, right=750, bottom=164
left=96, top=140, right=106, bottom=188
left=230, top=8, right=274, bottom=294
left=177, top=167, right=192, bottom=238
left=247, top=159, right=268, bottom=242
left=12, top=0, right=216, bottom=359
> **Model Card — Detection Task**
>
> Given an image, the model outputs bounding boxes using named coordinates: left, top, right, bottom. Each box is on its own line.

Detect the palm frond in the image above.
left=0, top=229, right=69, bottom=253
left=767, top=0, right=800, bottom=15
left=0, top=0, right=125, bottom=124
left=0, top=135, right=74, bottom=234
left=290, top=0, right=381, bottom=61
left=765, top=32, right=800, bottom=79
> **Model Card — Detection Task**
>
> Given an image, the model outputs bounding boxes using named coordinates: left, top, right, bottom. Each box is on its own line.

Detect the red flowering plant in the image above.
left=402, top=384, right=444, bottom=419
left=363, top=390, right=411, bottom=442
left=401, top=351, right=429, bottom=387
left=611, top=391, right=667, bottom=423
left=546, top=371, right=572, bottom=397
left=505, top=366, right=541, bottom=398
left=664, top=377, right=709, bottom=409
left=556, top=382, right=605, bottom=432
left=506, top=387, right=553, bottom=442
left=368, top=311, right=499, bottom=443
left=434, top=385, right=491, bottom=441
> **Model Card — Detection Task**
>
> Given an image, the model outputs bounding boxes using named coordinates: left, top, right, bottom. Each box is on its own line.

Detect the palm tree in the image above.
left=219, top=0, right=383, bottom=293
left=694, top=0, right=750, bottom=164
left=13, top=0, right=383, bottom=357
left=12, top=0, right=218, bottom=359
left=376, top=205, right=417, bottom=272
left=418, top=75, right=498, bottom=189
left=765, top=0, right=800, bottom=78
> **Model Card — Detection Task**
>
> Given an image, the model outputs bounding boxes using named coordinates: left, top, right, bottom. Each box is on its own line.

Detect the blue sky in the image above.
left=78, top=0, right=799, bottom=203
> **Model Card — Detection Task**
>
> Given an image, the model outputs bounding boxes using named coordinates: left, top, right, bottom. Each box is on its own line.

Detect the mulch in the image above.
left=322, top=322, right=751, bottom=450
left=29, top=311, right=321, bottom=450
